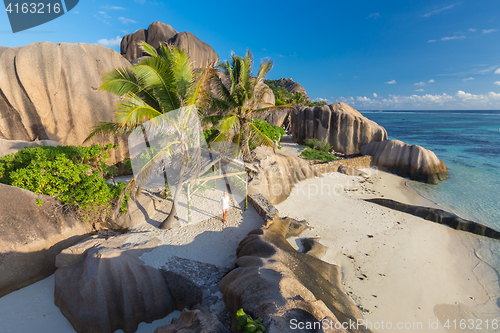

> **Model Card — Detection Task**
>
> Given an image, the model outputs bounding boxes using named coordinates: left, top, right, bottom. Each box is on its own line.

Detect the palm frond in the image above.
left=140, top=41, right=159, bottom=58
left=115, top=92, right=163, bottom=127
left=100, top=67, right=141, bottom=96
left=249, top=122, right=275, bottom=151
left=84, top=122, right=137, bottom=142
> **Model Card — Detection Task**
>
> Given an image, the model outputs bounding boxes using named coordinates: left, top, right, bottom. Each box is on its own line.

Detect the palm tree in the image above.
left=86, top=42, right=212, bottom=229
left=210, top=50, right=286, bottom=161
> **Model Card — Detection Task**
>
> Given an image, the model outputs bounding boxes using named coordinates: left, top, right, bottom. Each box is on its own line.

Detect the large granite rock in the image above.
left=121, top=22, right=219, bottom=68
left=0, top=138, right=60, bottom=157
left=291, top=103, right=387, bottom=155
left=366, top=198, right=500, bottom=239
left=0, top=42, right=131, bottom=163
left=218, top=216, right=370, bottom=333
left=0, top=183, right=92, bottom=297
left=253, top=107, right=290, bottom=127
left=274, top=78, right=311, bottom=102
left=55, top=232, right=226, bottom=333
left=360, top=140, right=449, bottom=184
left=154, top=306, right=229, bottom=333
left=247, top=146, right=316, bottom=205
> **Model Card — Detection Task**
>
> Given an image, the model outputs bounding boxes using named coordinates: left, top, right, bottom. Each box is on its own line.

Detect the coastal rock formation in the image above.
left=291, top=103, right=387, bottom=155
left=247, top=146, right=316, bottom=205
left=55, top=234, right=175, bottom=333
left=218, top=216, right=371, bottom=333
left=0, top=138, right=60, bottom=157
left=360, top=140, right=449, bottom=184
left=154, top=306, right=229, bottom=333
left=121, top=21, right=219, bottom=68
left=253, top=107, right=290, bottom=127
left=0, top=42, right=131, bottom=163
left=366, top=198, right=500, bottom=239
left=274, top=78, right=312, bottom=102
left=55, top=232, right=226, bottom=333
left=0, top=184, right=92, bottom=297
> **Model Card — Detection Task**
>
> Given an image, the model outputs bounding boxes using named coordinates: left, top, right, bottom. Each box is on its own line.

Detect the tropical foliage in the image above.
left=86, top=42, right=213, bottom=227
left=210, top=50, right=287, bottom=160
left=236, top=308, right=266, bottom=333
left=0, top=144, right=128, bottom=220
left=299, top=138, right=338, bottom=162
left=249, top=119, right=286, bottom=150
left=86, top=42, right=212, bottom=141
left=264, top=79, right=327, bottom=107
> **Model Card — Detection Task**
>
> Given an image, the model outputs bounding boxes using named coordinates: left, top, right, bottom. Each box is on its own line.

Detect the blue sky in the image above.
left=1, top=0, right=499, bottom=110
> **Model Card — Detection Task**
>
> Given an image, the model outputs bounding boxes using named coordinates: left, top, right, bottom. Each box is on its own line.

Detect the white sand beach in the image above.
left=276, top=169, right=500, bottom=332
left=1, top=165, right=499, bottom=333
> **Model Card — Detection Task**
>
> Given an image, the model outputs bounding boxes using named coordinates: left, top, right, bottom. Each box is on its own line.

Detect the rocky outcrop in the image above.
left=274, top=78, right=311, bottom=102
left=0, top=138, right=60, bottom=157
left=247, top=146, right=317, bottom=205
left=0, top=42, right=131, bottom=163
left=218, top=216, right=371, bottom=333
left=55, top=233, right=226, bottom=333
left=291, top=103, right=387, bottom=155
left=121, top=22, right=219, bottom=68
left=360, top=140, right=449, bottom=184
left=154, top=306, right=229, bottom=333
left=253, top=107, right=290, bottom=127
left=366, top=198, right=500, bottom=239
left=0, top=184, right=92, bottom=297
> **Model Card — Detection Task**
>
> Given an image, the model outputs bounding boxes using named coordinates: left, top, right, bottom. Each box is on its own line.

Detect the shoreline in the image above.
left=275, top=169, right=500, bottom=332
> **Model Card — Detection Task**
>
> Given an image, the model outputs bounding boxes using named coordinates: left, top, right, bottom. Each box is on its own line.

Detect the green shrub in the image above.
left=250, top=118, right=286, bottom=150
left=303, top=138, right=332, bottom=152
left=236, top=308, right=266, bottom=333
left=299, top=148, right=338, bottom=162
left=0, top=144, right=129, bottom=216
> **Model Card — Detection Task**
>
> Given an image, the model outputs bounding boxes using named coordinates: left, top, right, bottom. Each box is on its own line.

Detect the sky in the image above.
left=1, top=0, right=499, bottom=110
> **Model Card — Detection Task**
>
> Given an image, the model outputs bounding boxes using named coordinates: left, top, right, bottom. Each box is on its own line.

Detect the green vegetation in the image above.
left=236, top=308, right=266, bottom=333
left=211, top=51, right=288, bottom=161
left=299, top=138, right=338, bottom=162
left=0, top=144, right=129, bottom=220
left=85, top=42, right=212, bottom=228
left=264, top=79, right=328, bottom=107
left=249, top=119, right=286, bottom=150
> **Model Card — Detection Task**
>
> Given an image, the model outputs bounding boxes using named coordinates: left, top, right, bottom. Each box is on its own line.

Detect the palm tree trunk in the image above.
left=159, top=182, right=182, bottom=229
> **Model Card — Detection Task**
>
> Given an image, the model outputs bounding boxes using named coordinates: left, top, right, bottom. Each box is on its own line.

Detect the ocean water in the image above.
left=360, top=110, right=500, bottom=230
left=361, top=110, right=500, bottom=312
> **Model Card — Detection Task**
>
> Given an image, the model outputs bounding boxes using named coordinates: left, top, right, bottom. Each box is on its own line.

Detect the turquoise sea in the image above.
left=361, top=110, right=500, bottom=313
left=360, top=110, right=500, bottom=230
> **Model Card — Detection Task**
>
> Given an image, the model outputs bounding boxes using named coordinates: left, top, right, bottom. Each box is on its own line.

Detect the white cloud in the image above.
left=495, top=68, right=500, bottom=74
left=98, top=36, right=122, bottom=47
left=494, top=81, right=500, bottom=86
left=441, top=35, right=466, bottom=41
left=373, top=93, right=378, bottom=98
left=468, top=28, right=477, bottom=32
left=415, top=81, right=426, bottom=86
left=336, top=90, right=500, bottom=109
left=423, top=3, right=459, bottom=18
left=439, top=65, right=499, bottom=77
left=428, top=79, right=435, bottom=83
left=428, top=39, right=437, bottom=43
left=368, top=13, right=380, bottom=19
left=314, top=97, right=330, bottom=103
left=385, top=80, right=396, bottom=84
left=118, top=17, right=137, bottom=24
left=462, top=77, right=474, bottom=82
left=415, top=89, right=424, bottom=92
left=482, top=29, right=498, bottom=34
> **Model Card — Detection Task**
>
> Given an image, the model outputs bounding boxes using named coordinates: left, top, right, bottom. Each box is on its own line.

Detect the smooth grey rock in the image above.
left=0, top=183, right=92, bottom=297
left=360, top=139, right=449, bottom=184
left=291, top=103, right=387, bottom=155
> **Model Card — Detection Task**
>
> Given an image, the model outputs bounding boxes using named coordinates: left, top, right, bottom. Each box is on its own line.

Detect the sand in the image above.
left=2, top=158, right=499, bottom=332
left=276, top=169, right=500, bottom=332
left=0, top=190, right=263, bottom=333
